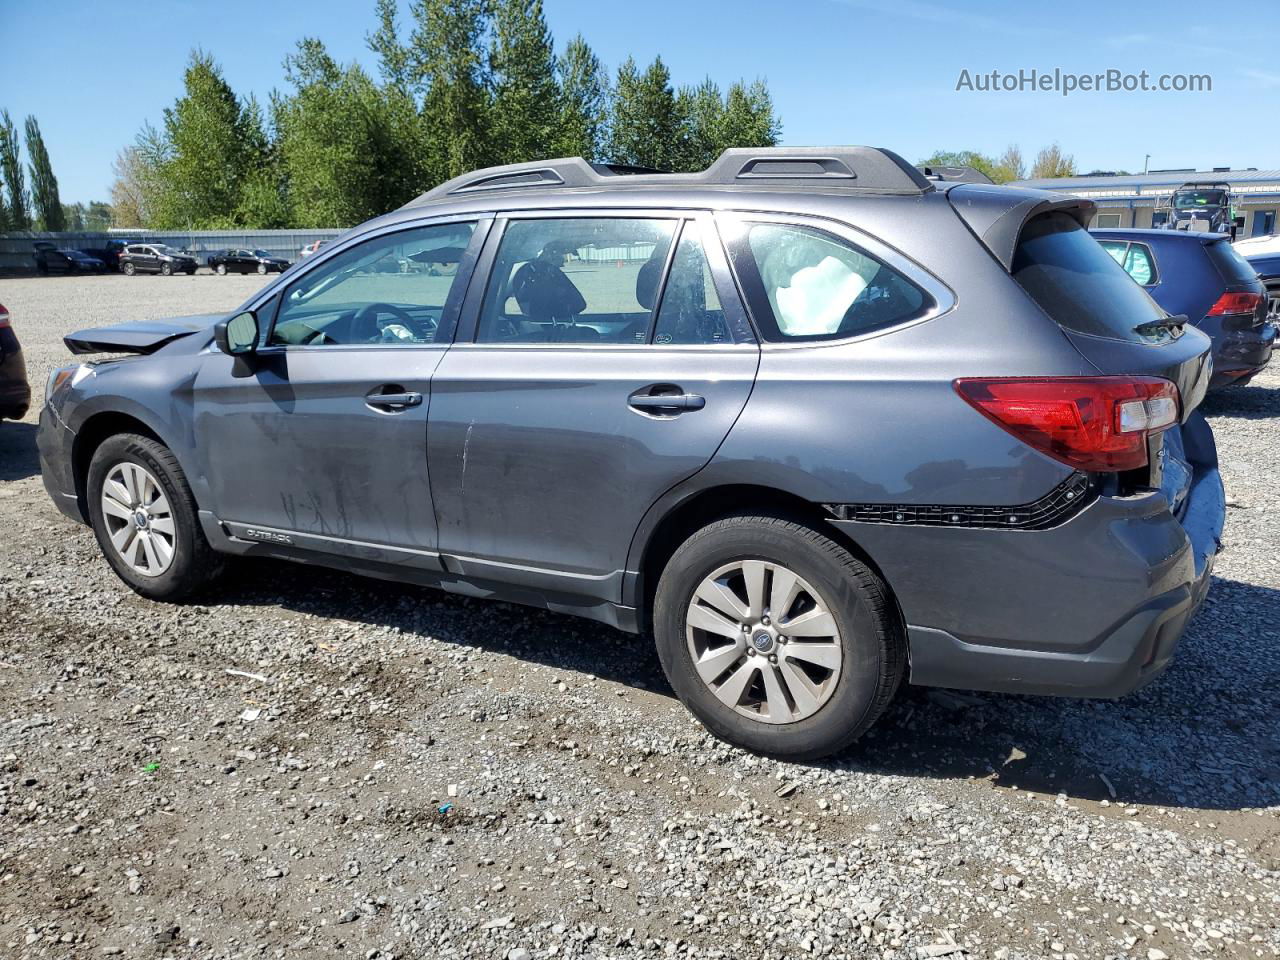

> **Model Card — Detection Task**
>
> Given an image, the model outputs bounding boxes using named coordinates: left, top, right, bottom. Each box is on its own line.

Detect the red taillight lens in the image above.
left=1206, top=291, right=1261, bottom=316
left=953, top=377, right=1180, bottom=472
left=0, top=303, right=8, bottom=328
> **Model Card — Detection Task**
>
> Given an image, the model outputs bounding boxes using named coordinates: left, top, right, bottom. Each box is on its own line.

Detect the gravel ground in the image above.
left=0, top=273, right=1277, bottom=960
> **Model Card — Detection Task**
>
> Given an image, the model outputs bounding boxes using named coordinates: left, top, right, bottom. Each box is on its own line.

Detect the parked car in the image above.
left=1240, top=250, right=1280, bottom=325
left=208, top=248, right=291, bottom=275
left=1092, top=229, right=1275, bottom=388
left=38, top=147, right=1225, bottom=759
left=0, top=303, right=30, bottom=422
left=34, top=247, right=107, bottom=274
left=118, top=243, right=199, bottom=276
left=299, top=240, right=329, bottom=257
left=76, top=239, right=132, bottom=271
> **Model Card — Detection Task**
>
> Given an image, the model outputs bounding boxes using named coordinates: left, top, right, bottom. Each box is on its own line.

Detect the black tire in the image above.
left=122, top=262, right=135, bottom=276
left=161, top=262, right=173, bottom=276
left=86, top=433, right=224, bottom=601
left=1266, top=284, right=1280, bottom=326
left=216, top=263, right=227, bottom=275
left=653, top=514, right=904, bottom=760
left=257, top=262, right=267, bottom=275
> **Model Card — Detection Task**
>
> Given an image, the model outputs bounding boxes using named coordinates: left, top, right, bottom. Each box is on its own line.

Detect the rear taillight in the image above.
left=1206, top=291, right=1261, bottom=316
left=0, top=303, right=8, bottom=328
left=953, top=377, right=1180, bottom=473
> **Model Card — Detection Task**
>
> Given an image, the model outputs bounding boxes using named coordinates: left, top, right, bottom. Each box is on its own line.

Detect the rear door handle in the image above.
left=365, top=389, right=423, bottom=410
left=628, top=391, right=706, bottom=413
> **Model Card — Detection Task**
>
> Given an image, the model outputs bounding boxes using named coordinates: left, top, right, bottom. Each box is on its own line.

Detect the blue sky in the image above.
left=4, top=0, right=1278, bottom=205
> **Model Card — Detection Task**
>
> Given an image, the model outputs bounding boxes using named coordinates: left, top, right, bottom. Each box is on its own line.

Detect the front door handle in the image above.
left=365, top=389, right=423, bottom=410
left=627, top=388, right=706, bottom=414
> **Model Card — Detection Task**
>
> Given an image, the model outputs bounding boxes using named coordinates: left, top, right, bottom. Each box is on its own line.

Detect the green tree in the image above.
left=553, top=34, right=608, bottom=160
left=410, top=0, right=492, bottom=185
left=608, top=56, right=680, bottom=170
left=674, top=78, right=724, bottom=172
left=275, top=38, right=420, bottom=226
left=0, top=110, right=29, bottom=230
left=25, top=115, right=64, bottom=231
left=110, top=124, right=168, bottom=228
left=1030, top=142, right=1076, bottom=179
left=368, top=0, right=412, bottom=91
left=717, top=80, right=781, bottom=155
left=489, top=0, right=559, bottom=165
left=153, top=50, right=260, bottom=228
left=992, top=144, right=1025, bottom=183
left=919, top=149, right=1000, bottom=181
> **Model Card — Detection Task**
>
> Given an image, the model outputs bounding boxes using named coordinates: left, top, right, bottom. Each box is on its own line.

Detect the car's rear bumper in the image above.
left=0, top=350, right=31, bottom=420
left=829, top=413, right=1225, bottom=699
left=1202, top=316, right=1275, bottom=387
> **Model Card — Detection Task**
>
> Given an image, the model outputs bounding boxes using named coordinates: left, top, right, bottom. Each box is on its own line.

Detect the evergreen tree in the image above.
left=608, top=56, right=680, bottom=170
left=25, top=115, right=64, bottom=231
left=410, top=0, right=492, bottom=185
left=718, top=80, right=780, bottom=152
left=368, top=0, right=412, bottom=91
left=553, top=34, right=607, bottom=160
left=153, top=51, right=259, bottom=228
left=673, top=78, right=723, bottom=172
left=489, top=0, right=559, bottom=165
left=62, top=202, right=85, bottom=231
left=0, top=110, right=29, bottom=230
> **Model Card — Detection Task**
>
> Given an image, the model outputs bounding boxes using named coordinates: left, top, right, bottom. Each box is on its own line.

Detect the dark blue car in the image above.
left=1092, top=229, right=1275, bottom=388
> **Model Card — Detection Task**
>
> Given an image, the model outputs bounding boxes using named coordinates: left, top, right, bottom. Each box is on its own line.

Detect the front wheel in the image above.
left=86, top=434, right=224, bottom=600
left=654, top=515, right=904, bottom=760
left=257, top=262, right=267, bottom=275
left=216, top=263, right=227, bottom=275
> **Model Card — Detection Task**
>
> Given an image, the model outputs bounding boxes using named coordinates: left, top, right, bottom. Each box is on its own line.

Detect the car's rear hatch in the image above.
left=1004, top=207, right=1213, bottom=518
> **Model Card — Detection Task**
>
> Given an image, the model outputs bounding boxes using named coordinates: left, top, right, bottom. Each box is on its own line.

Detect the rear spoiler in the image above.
left=64, top=317, right=213, bottom=356
left=945, top=184, right=1095, bottom=270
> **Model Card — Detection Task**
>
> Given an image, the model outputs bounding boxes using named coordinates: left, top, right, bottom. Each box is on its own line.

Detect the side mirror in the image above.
left=215, top=310, right=260, bottom=356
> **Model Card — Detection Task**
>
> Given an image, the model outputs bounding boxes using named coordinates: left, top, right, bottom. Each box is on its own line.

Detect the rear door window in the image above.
left=1012, top=212, right=1166, bottom=341
left=1098, top=240, right=1158, bottom=286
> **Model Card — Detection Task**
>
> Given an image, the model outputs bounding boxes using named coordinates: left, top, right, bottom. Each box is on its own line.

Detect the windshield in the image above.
left=1012, top=212, right=1167, bottom=342
left=150, top=245, right=180, bottom=256
left=1174, top=189, right=1226, bottom=209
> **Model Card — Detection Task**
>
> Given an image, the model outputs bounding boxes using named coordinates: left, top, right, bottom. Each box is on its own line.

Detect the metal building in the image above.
left=1010, top=168, right=1280, bottom=238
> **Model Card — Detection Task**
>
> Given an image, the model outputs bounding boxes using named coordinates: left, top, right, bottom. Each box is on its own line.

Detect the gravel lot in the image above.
left=0, top=273, right=1277, bottom=960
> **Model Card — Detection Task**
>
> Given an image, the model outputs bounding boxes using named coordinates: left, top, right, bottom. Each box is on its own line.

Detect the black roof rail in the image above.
left=405, top=146, right=934, bottom=206
left=917, top=164, right=994, bottom=185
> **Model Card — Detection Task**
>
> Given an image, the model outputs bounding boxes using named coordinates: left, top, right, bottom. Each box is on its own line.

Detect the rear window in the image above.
left=1012, top=212, right=1165, bottom=342
left=1204, top=240, right=1259, bottom=285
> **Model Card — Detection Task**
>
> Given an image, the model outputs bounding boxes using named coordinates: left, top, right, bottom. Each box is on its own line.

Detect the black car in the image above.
left=208, top=248, right=290, bottom=275
left=0, top=302, right=30, bottom=422
left=1242, top=250, right=1280, bottom=325
left=34, top=246, right=107, bottom=274
left=77, top=239, right=133, bottom=272
left=118, top=243, right=199, bottom=276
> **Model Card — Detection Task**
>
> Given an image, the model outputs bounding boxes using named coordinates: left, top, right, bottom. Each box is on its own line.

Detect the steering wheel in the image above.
left=353, top=302, right=424, bottom=342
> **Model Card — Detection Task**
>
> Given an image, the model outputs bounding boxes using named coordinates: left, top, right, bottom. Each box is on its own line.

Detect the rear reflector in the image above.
left=953, top=377, right=1180, bottom=472
left=1206, top=291, right=1261, bottom=316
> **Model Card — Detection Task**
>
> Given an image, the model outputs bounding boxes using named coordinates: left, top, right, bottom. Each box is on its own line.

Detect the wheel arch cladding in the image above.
left=631, top=483, right=905, bottom=636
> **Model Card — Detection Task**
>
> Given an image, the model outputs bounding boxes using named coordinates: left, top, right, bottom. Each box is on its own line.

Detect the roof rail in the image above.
left=405, top=146, right=934, bottom=206
left=917, top=164, right=994, bottom=185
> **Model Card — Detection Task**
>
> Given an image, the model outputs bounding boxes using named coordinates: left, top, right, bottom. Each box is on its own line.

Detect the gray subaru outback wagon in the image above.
left=38, top=147, right=1226, bottom=759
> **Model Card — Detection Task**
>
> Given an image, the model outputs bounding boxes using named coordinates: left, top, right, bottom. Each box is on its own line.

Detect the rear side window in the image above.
left=1204, top=240, right=1259, bottom=285
left=730, top=223, right=928, bottom=341
left=1012, top=213, right=1165, bottom=341
left=1098, top=240, right=1158, bottom=286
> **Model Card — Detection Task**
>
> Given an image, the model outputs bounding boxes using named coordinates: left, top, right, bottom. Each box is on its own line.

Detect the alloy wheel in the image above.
left=1268, top=290, right=1280, bottom=325
left=100, top=462, right=176, bottom=577
left=685, top=560, right=843, bottom=724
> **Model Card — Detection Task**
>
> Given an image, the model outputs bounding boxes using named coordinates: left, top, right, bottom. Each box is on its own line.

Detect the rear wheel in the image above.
left=87, top=434, right=224, bottom=600
left=653, top=515, right=904, bottom=760
left=1267, top=284, right=1280, bottom=325
left=257, top=262, right=267, bottom=275
left=122, top=262, right=135, bottom=276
